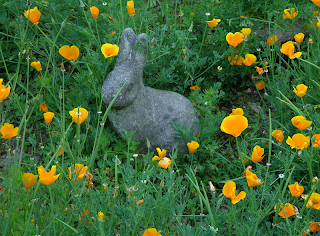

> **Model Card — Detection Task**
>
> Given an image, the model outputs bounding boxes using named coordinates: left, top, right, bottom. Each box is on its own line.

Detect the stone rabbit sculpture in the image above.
left=101, top=28, right=199, bottom=155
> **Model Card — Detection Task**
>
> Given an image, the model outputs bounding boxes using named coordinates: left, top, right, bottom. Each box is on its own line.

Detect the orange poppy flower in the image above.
left=0, top=123, right=19, bottom=139
left=286, top=133, right=310, bottom=150
left=68, top=164, right=88, bottom=181
left=280, top=41, right=302, bottom=59
left=187, top=141, right=199, bottom=153
left=206, top=19, right=221, bottom=28
left=69, top=107, right=88, bottom=124
left=255, top=66, right=265, bottom=75
left=228, top=55, right=244, bottom=65
left=274, top=203, right=296, bottom=218
left=31, top=61, right=42, bottom=71
left=312, top=134, right=320, bottom=148
left=59, top=45, right=80, bottom=61
left=243, top=54, right=256, bottom=66
left=220, top=115, right=248, bottom=137
left=241, top=28, right=251, bottom=37
left=44, top=112, right=54, bottom=125
left=266, top=35, right=278, bottom=46
left=24, top=7, right=41, bottom=24
left=291, top=116, right=312, bottom=130
left=0, top=79, right=11, bottom=103
left=305, top=193, right=320, bottom=209
left=223, top=181, right=246, bottom=204
left=272, top=130, right=284, bottom=143
left=293, top=84, right=307, bottom=98
left=142, top=228, right=161, bottom=236
left=226, top=32, right=244, bottom=48
left=294, top=33, right=305, bottom=43
left=288, top=182, right=304, bottom=197
left=312, top=0, right=320, bottom=7
left=22, top=173, right=38, bottom=191
left=255, top=81, right=265, bottom=90
left=251, top=145, right=264, bottom=162
left=246, top=169, right=263, bottom=187
left=90, top=6, right=99, bottom=19
left=127, top=1, right=135, bottom=16
left=190, top=85, right=199, bottom=91
left=152, top=148, right=167, bottom=161
left=158, top=157, right=172, bottom=169
left=283, top=8, right=298, bottom=20
left=38, top=165, right=60, bottom=186
left=39, top=103, right=48, bottom=112
left=230, top=108, right=244, bottom=116
left=309, top=221, right=320, bottom=232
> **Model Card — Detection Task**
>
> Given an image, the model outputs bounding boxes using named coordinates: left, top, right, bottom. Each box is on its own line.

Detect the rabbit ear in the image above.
left=117, top=28, right=138, bottom=64
left=138, top=33, right=147, bottom=56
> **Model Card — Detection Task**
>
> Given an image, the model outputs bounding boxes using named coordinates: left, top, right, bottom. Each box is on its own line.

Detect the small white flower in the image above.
left=130, top=158, right=134, bottom=161
left=209, top=181, right=216, bottom=193
left=266, top=163, right=271, bottom=166
left=307, top=126, right=312, bottom=131
left=205, top=13, right=211, bottom=16
left=256, top=48, right=261, bottom=51
left=102, top=2, right=107, bottom=5
left=264, top=69, right=268, bottom=73
left=278, top=174, right=284, bottom=178
left=100, top=123, right=105, bottom=126
left=133, top=154, right=138, bottom=158
left=97, top=111, right=102, bottom=114
left=204, top=102, right=208, bottom=105
left=141, top=180, right=147, bottom=183
left=23, top=50, right=27, bottom=54
left=26, top=56, right=30, bottom=60
left=217, top=66, right=223, bottom=70
left=103, top=183, right=107, bottom=187
left=40, top=146, right=44, bottom=149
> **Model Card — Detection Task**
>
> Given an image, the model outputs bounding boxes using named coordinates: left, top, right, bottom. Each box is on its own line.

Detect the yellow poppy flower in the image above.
left=226, top=32, right=244, bottom=48
left=97, top=211, right=105, bottom=221
left=251, top=145, right=264, bottom=162
left=228, top=55, right=244, bottom=65
left=68, top=164, right=88, bottom=181
left=272, top=130, right=284, bottom=143
left=158, top=157, right=172, bottom=169
left=59, top=45, right=80, bottom=61
left=242, top=54, right=257, bottom=66
left=24, top=7, right=41, bottom=24
left=101, top=43, right=119, bottom=59
left=137, top=199, right=144, bottom=206
left=280, top=41, right=302, bottom=59
left=291, top=116, right=312, bottom=130
left=44, top=112, right=54, bottom=125
left=288, top=182, right=304, bottom=197
left=286, top=133, right=310, bottom=150
left=306, top=193, right=320, bottom=209
left=222, top=181, right=246, bottom=204
left=246, top=169, right=263, bottom=187
left=0, top=79, right=11, bottom=103
left=206, top=18, right=221, bottom=28
left=152, top=148, right=167, bottom=161
left=22, top=173, right=38, bottom=191
left=90, top=6, right=99, bottom=19
left=241, top=28, right=251, bottom=37
left=127, top=1, right=135, bottom=16
left=230, top=108, right=244, bottom=116
left=266, top=35, right=278, bottom=46
left=220, top=115, right=248, bottom=137
left=294, top=33, right=305, bottom=43
left=31, top=61, right=42, bottom=71
left=293, top=84, right=308, bottom=98
left=142, top=228, right=162, bottom=236
left=283, top=8, right=298, bottom=20
left=38, top=165, right=60, bottom=186
left=0, top=123, right=19, bottom=139
left=187, top=141, right=199, bottom=153
left=69, top=107, right=88, bottom=124
left=274, top=203, right=296, bottom=218
left=312, top=134, right=320, bottom=148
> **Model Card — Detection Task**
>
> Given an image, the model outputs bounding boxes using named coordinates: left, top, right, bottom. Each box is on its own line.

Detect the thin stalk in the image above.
left=235, top=137, right=246, bottom=171
left=49, top=187, right=56, bottom=236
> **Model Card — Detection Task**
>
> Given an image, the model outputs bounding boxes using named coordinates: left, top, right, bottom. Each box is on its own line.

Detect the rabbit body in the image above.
left=102, top=28, right=199, bottom=154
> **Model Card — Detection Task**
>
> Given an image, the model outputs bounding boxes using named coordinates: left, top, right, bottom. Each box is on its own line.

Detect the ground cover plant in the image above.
left=1, top=0, right=320, bottom=235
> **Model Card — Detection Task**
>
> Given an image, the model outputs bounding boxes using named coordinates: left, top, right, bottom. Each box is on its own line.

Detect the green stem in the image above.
left=94, top=19, right=101, bottom=46
left=49, top=187, right=56, bottom=236
left=235, top=137, right=245, bottom=171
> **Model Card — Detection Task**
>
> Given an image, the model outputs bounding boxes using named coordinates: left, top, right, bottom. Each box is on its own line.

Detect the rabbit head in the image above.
left=102, top=28, right=147, bottom=109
